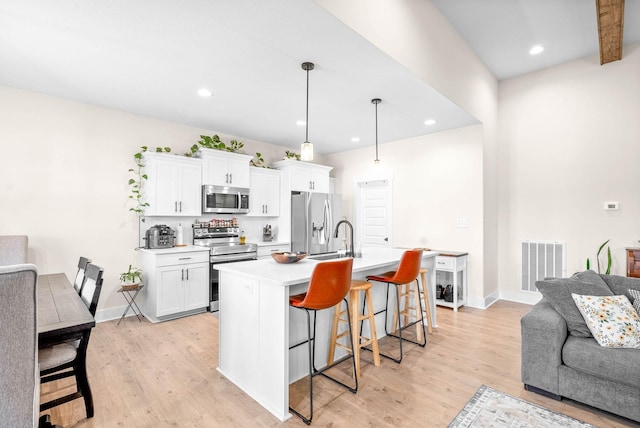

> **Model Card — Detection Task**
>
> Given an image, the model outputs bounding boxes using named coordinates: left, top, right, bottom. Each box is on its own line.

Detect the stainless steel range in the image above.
left=193, top=226, right=257, bottom=311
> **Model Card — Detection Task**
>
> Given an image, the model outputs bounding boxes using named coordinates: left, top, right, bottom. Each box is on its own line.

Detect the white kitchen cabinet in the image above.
left=272, top=159, right=332, bottom=193
left=140, top=248, right=210, bottom=322
left=143, top=152, right=202, bottom=216
left=198, top=148, right=252, bottom=188
left=247, top=167, right=280, bottom=217
left=257, top=242, right=291, bottom=259
left=434, top=251, right=468, bottom=312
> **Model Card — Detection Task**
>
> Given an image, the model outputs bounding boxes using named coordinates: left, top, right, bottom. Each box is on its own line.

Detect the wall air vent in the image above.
left=520, top=241, right=566, bottom=292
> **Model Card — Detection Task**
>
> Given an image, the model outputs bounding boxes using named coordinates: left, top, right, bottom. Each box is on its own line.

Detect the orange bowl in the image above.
left=271, top=252, right=307, bottom=264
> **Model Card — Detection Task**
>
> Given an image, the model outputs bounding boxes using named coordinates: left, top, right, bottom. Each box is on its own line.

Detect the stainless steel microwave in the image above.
left=202, top=185, right=250, bottom=214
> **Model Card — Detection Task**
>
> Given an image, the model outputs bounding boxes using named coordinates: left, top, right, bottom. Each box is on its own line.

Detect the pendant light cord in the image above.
left=372, top=98, right=381, bottom=163
left=306, top=66, right=309, bottom=143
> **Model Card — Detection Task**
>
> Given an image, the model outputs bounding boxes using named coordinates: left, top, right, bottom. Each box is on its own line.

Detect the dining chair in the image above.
left=0, top=264, right=38, bottom=427
left=0, top=235, right=28, bottom=266
left=39, top=263, right=104, bottom=418
left=289, top=258, right=357, bottom=425
left=73, top=256, right=92, bottom=295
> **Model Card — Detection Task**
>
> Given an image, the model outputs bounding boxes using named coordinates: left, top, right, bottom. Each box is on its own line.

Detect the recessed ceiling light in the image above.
left=424, top=119, right=437, bottom=126
left=197, top=88, right=212, bottom=97
left=351, top=137, right=360, bottom=142
left=529, top=45, right=544, bottom=55
left=296, top=120, right=306, bottom=126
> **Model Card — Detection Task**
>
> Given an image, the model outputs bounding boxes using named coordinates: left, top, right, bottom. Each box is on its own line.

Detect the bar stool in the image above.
left=289, top=258, right=358, bottom=425
left=328, top=280, right=381, bottom=380
left=365, top=248, right=426, bottom=363
left=418, top=268, right=434, bottom=339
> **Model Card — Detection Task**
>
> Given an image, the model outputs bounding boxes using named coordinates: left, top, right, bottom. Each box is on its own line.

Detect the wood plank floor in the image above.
left=41, top=301, right=638, bottom=427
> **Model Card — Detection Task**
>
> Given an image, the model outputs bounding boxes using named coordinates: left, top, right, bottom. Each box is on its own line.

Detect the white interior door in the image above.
left=357, top=178, right=392, bottom=248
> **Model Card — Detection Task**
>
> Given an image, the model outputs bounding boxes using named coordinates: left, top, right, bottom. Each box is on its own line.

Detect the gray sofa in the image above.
left=521, top=271, right=640, bottom=423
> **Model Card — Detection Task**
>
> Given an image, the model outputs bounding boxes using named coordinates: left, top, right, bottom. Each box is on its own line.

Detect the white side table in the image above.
left=434, top=251, right=468, bottom=311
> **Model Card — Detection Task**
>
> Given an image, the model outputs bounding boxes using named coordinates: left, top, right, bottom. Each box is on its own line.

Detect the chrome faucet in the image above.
left=334, top=220, right=354, bottom=258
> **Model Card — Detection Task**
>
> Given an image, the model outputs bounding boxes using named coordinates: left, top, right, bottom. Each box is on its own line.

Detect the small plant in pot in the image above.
left=119, top=265, right=143, bottom=290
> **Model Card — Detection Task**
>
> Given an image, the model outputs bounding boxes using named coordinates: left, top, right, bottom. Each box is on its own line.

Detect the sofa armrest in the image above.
left=521, top=298, right=567, bottom=395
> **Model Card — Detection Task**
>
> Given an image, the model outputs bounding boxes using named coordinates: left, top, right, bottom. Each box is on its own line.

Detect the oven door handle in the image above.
left=211, top=253, right=257, bottom=263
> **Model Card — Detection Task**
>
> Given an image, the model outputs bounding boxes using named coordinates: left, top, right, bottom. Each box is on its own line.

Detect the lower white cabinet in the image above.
left=434, top=251, right=468, bottom=312
left=140, top=248, right=209, bottom=322
left=257, top=243, right=291, bottom=259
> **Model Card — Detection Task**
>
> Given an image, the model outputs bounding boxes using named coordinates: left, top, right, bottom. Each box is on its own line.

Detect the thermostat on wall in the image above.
left=604, top=201, right=619, bottom=210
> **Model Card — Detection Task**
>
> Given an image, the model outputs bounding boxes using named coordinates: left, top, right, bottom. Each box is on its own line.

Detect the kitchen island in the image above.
left=214, top=247, right=438, bottom=421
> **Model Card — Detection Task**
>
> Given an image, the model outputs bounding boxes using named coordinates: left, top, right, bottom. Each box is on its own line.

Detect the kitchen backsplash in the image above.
left=138, top=215, right=279, bottom=248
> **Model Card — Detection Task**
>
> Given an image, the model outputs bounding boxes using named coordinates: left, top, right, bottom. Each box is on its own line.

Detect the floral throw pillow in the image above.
left=571, top=294, right=640, bottom=348
left=629, top=288, right=640, bottom=315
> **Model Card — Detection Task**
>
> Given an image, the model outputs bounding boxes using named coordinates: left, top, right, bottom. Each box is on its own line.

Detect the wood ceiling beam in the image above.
left=596, top=0, right=625, bottom=65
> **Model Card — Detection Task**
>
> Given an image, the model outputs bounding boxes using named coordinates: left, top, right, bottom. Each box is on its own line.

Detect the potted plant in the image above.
left=283, top=150, right=301, bottom=160
left=119, top=265, right=143, bottom=290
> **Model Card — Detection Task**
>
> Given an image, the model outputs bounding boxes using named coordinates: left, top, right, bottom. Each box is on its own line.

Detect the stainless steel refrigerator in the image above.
left=291, top=191, right=343, bottom=255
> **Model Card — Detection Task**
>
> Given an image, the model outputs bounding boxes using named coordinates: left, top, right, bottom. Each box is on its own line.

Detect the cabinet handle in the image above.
left=178, top=257, right=191, bottom=260
left=229, top=173, right=232, bottom=183
left=225, top=173, right=229, bottom=183
left=181, top=269, right=184, bottom=281
left=186, top=268, right=189, bottom=281
left=309, top=181, right=313, bottom=190
left=174, top=201, right=178, bottom=212
left=179, top=201, right=182, bottom=212
left=264, top=204, right=268, bottom=214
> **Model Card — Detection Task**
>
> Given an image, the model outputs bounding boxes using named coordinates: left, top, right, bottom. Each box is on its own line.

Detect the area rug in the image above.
left=448, top=385, right=595, bottom=427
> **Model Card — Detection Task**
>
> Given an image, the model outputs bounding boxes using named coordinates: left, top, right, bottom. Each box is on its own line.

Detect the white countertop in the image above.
left=139, top=245, right=210, bottom=255
left=214, top=247, right=438, bottom=286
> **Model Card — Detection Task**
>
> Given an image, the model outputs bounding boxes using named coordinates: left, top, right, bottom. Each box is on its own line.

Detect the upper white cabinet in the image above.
left=247, top=167, right=280, bottom=217
left=143, top=152, right=202, bottom=216
left=198, top=148, right=252, bottom=189
left=272, top=159, right=332, bottom=193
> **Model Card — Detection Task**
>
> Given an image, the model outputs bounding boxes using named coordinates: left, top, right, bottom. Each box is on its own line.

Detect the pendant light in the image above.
left=372, top=98, right=381, bottom=164
left=300, top=62, right=314, bottom=161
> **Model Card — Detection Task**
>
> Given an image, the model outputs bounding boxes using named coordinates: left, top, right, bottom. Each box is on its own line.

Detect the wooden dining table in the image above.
left=38, top=273, right=95, bottom=348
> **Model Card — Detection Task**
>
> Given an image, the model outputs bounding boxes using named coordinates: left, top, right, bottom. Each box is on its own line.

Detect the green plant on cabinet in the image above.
left=187, top=134, right=245, bottom=157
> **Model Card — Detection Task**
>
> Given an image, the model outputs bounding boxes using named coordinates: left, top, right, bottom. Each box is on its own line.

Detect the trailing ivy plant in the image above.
left=128, top=146, right=171, bottom=219
left=186, top=134, right=245, bottom=156
left=586, top=239, right=612, bottom=274
left=250, top=152, right=271, bottom=168
left=284, top=150, right=301, bottom=160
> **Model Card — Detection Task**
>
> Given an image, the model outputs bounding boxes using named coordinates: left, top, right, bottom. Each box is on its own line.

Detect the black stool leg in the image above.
left=289, top=308, right=314, bottom=425
left=289, top=301, right=359, bottom=425
left=363, top=279, right=427, bottom=364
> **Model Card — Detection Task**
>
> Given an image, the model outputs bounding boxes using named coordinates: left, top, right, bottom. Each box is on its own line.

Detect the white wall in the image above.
left=0, top=85, right=296, bottom=318
left=325, top=125, right=485, bottom=306
left=316, top=0, right=499, bottom=303
left=498, top=42, right=640, bottom=303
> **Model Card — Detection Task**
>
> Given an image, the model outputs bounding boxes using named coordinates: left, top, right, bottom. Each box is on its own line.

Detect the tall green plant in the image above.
left=128, top=146, right=171, bottom=218
left=586, top=239, right=611, bottom=274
